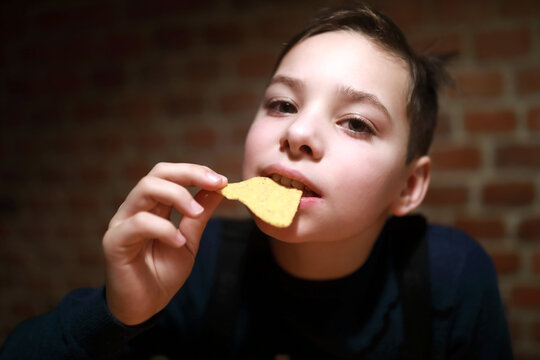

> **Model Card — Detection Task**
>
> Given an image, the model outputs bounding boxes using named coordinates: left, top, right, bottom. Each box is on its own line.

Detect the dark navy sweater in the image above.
left=0, top=217, right=513, bottom=359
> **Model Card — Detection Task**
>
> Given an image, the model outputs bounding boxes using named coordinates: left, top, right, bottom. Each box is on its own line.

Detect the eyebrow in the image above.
left=268, top=75, right=305, bottom=91
left=338, top=85, right=391, bottom=120
left=268, top=75, right=391, bottom=120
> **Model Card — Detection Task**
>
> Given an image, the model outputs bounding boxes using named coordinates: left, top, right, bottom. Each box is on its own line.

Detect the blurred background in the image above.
left=0, top=0, right=539, bottom=357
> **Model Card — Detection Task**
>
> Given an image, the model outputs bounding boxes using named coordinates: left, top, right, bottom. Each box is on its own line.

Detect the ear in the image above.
left=390, top=156, right=431, bottom=217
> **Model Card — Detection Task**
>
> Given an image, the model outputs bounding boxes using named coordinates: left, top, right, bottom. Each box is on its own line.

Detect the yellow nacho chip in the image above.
left=218, top=177, right=302, bottom=228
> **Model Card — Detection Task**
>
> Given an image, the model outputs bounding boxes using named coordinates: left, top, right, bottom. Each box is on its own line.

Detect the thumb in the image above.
left=179, top=190, right=223, bottom=255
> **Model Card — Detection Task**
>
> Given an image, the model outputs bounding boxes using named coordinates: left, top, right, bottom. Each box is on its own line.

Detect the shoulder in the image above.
left=426, top=223, right=498, bottom=309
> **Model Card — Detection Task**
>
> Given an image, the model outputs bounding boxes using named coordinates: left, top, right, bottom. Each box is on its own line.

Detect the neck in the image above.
left=269, top=218, right=386, bottom=280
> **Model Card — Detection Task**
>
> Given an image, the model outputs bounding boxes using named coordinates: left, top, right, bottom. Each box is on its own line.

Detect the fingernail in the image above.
left=207, top=172, right=222, bottom=183
left=176, top=230, right=186, bottom=246
left=190, top=199, right=204, bottom=215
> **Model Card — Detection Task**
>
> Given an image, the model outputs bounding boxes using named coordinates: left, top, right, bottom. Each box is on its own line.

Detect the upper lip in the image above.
left=262, top=164, right=322, bottom=197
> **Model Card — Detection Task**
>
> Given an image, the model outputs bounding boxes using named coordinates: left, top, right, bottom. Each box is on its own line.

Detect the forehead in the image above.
left=275, top=31, right=410, bottom=123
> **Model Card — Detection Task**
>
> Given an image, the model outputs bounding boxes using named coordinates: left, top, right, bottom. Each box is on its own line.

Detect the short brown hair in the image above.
left=273, top=3, right=453, bottom=163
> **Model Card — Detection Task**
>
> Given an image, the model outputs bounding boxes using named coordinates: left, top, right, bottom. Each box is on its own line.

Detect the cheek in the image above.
left=242, top=118, right=275, bottom=177
left=329, top=147, right=405, bottom=213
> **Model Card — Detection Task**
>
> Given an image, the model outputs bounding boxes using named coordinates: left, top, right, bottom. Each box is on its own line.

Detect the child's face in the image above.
left=243, top=30, right=413, bottom=243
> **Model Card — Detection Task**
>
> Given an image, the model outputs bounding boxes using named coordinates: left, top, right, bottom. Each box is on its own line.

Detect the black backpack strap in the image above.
left=198, top=219, right=254, bottom=357
left=388, top=215, right=431, bottom=360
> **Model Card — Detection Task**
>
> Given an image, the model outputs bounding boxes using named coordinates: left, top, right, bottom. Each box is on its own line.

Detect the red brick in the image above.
left=90, top=131, right=124, bottom=153
left=257, top=11, right=308, bottom=42
left=236, top=51, right=277, bottom=78
left=528, top=107, right=540, bottom=130
left=52, top=134, right=86, bottom=154
left=410, top=33, right=461, bottom=55
left=166, top=94, right=204, bottom=116
left=92, top=66, right=125, bottom=89
left=182, top=57, right=221, bottom=82
left=203, top=23, right=243, bottom=45
left=450, top=69, right=503, bottom=97
left=516, top=66, right=540, bottom=94
left=20, top=41, right=63, bottom=64
left=154, top=26, right=191, bottom=50
left=136, top=133, right=169, bottom=150
left=0, top=248, right=26, bottom=266
left=25, top=194, right=58, bottom=213
left=12, top=303, right=35, bottom=318
left=511, top=286, right=540, bottom=308
left=74, top=100, right=111, bottom=122
left=104, top=33, right=146, bottom=59
left=128, top=0, right=208, bottom=19
left=30, top=106, right=64, bottom=124
left=46, top=70, right=84, bottom=95
left=1, top=10, right=30, bottom=42
left=219, top=90, right=258, bottom=114
left=436, top=0, right=494, bottom=21
left=181, top=127, right=217, bottom=149
left=532, top=321, right=540, bottom=343
left=56, top=223, right=87, bottom=239
left=114, top=94, right=157, bottom=122
left=434, top=113, right=451, bottom=137
left=482, top=182, right=535, bottom=206
left=213, top=155, right=243, bottom=179
left=123, top=163, right=151, bottom=181
left=474, top=28, right=532, bottom=59
left=62, top=36, right=103, bottom=63
left=465, top=110, right=516, bottom=132
left=79, top=166, right=109, bottom=183
left=376, top=0, right=424, bottom=28
left=496, top=145, right=540, bottom=169
left=423, top=186, right=468, bottom=206
left=518, top=217, right=540, bottom=241
left=508, top=319, right=523, bottom=344
left=454, top=217, right=505, bottom=239
left=39, top=168, right=68, bottom=184
left=5, top=74, right=43, bottom=98
left=531, top=253, right=540, bottom=273
left=230, top=125, right=250, bottom=145
left=490, top=251, right=520, bottom=274
left=431, top=146, right=482, bottom=170
left=36, top=4, right=118, bottom=31
left=69, top=194, right=100, bottom=212
left=500, top=0, right=540, bottom=18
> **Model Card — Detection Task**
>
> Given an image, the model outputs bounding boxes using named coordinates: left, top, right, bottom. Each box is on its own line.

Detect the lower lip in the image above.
left=299, top=196, right=322, bottom=209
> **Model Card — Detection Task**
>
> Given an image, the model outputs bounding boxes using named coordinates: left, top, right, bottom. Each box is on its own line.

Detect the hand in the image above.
left=102, top=163, right=227, bottom=325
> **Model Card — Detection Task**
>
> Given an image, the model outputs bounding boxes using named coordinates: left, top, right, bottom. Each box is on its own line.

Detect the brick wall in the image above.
left=1, top=0, right=539, bottom=357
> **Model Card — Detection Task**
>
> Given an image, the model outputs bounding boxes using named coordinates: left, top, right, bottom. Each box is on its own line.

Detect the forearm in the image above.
left=0, top=287, right=155, bottom=360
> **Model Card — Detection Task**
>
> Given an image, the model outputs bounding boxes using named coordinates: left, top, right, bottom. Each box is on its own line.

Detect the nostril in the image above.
left=281, top=139, right=315, bottom=157
left=300, top=145, right=313, bottom=155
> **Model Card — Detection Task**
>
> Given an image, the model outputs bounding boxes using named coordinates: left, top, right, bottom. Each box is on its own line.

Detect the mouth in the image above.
left=269, top=173, right=321, bottom=198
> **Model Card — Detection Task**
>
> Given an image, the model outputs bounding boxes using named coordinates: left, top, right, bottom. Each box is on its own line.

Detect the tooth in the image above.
left=271, top=174, right=281, bottom=182
left=291, top=180, right=304, bottom=190
left=280, top=176, right=292, bottom=187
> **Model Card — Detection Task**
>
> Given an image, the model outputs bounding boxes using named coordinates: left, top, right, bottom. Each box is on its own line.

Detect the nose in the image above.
left=280, top=113, right=324, bottom=160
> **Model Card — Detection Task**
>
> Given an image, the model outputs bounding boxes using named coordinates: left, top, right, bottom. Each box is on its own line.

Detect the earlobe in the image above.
left=390, top=156, right=431, bottom=217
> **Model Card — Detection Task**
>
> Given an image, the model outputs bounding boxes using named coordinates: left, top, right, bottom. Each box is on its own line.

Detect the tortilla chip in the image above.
left=218, top=177, right=302, bottom=227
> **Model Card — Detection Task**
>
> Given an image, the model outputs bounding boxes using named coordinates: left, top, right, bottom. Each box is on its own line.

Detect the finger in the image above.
left=148, top=162, right=227, bottom=190
left=114, top=176, right=209, bottom=223
left=104, top=212, right=182, bottom=262
left=178, top=190, right=224, bottom=257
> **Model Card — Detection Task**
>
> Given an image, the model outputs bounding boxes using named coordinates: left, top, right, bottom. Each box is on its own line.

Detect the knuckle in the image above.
left=137, top=175, right=155, bottom=190
left=150, top=162, right=168, bottom=175
left=131, top=211, right=150, bottom=229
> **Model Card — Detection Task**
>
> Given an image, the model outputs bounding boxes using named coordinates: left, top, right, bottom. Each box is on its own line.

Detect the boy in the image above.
left=0, top=3, right=512, bottom=359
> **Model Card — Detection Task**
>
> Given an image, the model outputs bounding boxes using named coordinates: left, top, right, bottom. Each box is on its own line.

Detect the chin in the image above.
left=252, top=216, right=315, bottom=244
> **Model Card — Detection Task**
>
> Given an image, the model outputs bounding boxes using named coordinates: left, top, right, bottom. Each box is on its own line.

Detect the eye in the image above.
left=338, top=117, right=375, bottom=137
left=265, top=100, right=298, bottom=115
